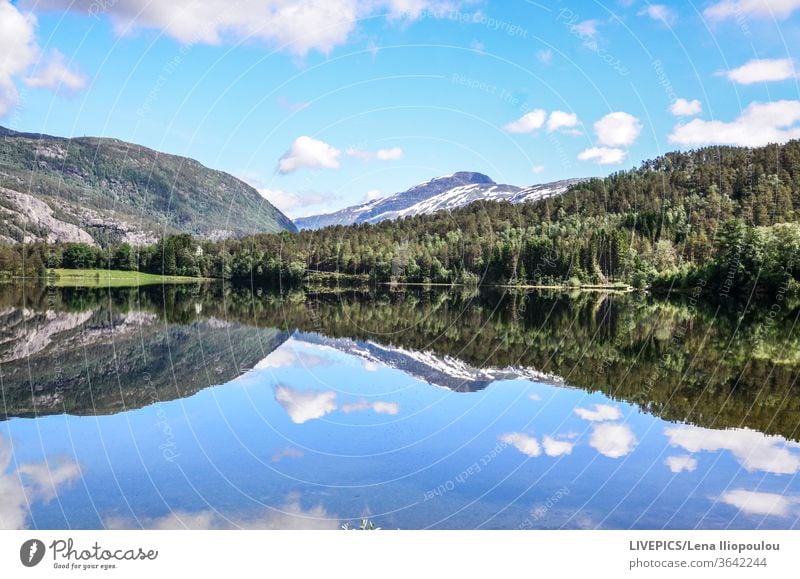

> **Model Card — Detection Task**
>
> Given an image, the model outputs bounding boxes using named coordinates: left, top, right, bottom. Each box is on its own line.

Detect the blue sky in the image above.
left=2, top=0, right=800, bottom=217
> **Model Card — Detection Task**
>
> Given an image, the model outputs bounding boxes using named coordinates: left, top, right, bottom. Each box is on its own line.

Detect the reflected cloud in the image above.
left=274, top=385, right=337, bottom=424
left=665, top=455, right=698, bottom=473
left=105, top=494, right=339, bottom=530
left=574, top=404, right=622, bottom=422
left=664, top=426, right=800, bottom=475
left=255, top=345, right=327, bottom=370
left=542, top=436, right=575, bottom=457
left=341, top=399, right=400, bottom=415
left=271, top=447, right=304, bottom=463
left=719, top=489, right=798, bottom=518
left=529, top=393, right=542, bottom=401
left=0, top=437, right=81, bottom=529
left=500, top=433, right=541, bottom=457
left=589, top=423, right=637, bottom=458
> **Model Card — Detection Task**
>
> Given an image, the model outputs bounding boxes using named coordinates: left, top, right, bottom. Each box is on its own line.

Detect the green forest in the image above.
left=3, top=140, right=800, bottom=299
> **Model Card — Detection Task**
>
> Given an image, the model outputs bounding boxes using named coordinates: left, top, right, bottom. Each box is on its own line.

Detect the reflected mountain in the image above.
left=1, top=282, right=799, bottom=441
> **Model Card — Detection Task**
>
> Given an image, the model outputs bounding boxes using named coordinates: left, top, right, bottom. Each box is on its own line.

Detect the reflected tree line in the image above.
left=2, top=282, right=799, bottom=440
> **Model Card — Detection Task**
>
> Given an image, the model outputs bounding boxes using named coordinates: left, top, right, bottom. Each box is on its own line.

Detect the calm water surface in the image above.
left=1, top=283, right=799, bottom=529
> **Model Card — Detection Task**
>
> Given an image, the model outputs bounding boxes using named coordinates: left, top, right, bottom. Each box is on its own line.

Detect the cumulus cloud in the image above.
left=254, top=344, right=328, bottom=369
left=257, top=187, right=328, bottom=218
left=531, top=165, right=545, bottom=174
left=574, top=404, right=623, bottom=422
left=594, top=111, right=642, bottom=146
left=664, top=425, right=800, bottom=474
left=341, top=399, right=400, bottom=415
left=542, top=436, right=574, bottom=457
left=105, top=493, right=340, bottom=529
left=669, top=98, right=702, bottom=117
left=668, top=100, right=800, bottom=147
left=503, top=109, right=547, bottom=133
left=725, top=58, right=796, bottom=84
left=24, top=49, right=87, bottom=92
left=578, top=111, right=640, bottom=165
left=571, top=19, right=600, bottom=38
left=664, top=455, right=698, bottom=473
left=719, top=489, right=797, bottom=518
left=346, top=146, right=404, bottom=161
left=0, top=436, right=81, bottom=529
left=638, top=4, right=677, bottom=24
left=278, top=136, right=341, bottom=174
left=274, top=385, right=337, bottom=424
left=0, top=0, right=39, bottom=115
left=547, top=110, right=579, bottom=133
left=589, top=423, right=637, bottom=458
left=29, top=0, right=461, bottom=56
left=500, top=432, right=541, bottom=457
left=705, top=0, right=800, bottom=21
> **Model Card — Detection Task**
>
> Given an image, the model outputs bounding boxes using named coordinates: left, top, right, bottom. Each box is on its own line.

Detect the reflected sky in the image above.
left=3, top=331, right=800, bottom=530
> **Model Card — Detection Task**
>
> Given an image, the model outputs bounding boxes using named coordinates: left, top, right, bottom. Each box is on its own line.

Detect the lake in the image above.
left=1, top=282, right=799, bottom=529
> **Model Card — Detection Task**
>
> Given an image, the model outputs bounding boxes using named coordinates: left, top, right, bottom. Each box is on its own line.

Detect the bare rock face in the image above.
left=0, top=125, right=296, bottom=246
left=0, top=187, right=97, bottom=245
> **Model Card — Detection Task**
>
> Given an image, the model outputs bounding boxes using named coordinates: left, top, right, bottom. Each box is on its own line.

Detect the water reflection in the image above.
left=0, top=283, right=799, bottom=529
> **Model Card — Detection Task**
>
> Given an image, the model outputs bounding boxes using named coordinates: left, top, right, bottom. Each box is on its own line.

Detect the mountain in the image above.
left=294, top=171, right=584, bottom=230
left=294, top=331, right=565, bottom=393
left=0, top=126, right=296, bottom=246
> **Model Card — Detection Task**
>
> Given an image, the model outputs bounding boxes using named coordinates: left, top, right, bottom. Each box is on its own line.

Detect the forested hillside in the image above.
left=4, top=140, right=800, bottom=298
left=0, top=126, right=295, bottom=246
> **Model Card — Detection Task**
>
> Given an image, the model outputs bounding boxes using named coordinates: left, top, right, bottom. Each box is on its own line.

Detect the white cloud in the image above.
left=669, top=100, right=800, bottom=147
left=669, top=98, right=702, bottom=117
left=257, top=187, right=327, bottom=217
left=719, top=489, right=796, bottom=518
left=29, top=0, right=461, bottom=57
left=725, top=58, right=796, bottom=84
left=0, top=0, right=39, bottom=115
left=542, top=436, right=574, bottom=457
left=528, top=392, right=542, bottom=400
left=341, top=399, right=400, bottom=415
left=579, top=146, right=626, bottom=165
left=571, top=19, right=600, bottom=38
left=665, top=455, right=698, bottom=473
left=274, top=385, right=337, bottom=424
left=106, top=493, right=340, bottom=529
left=278, top=136, right=341, bottom=174
left=253, top=341, right=329, bottom=369
left=500, top=432, right=541, bottom=457
left=0, top=436, right=81, bottom=530
left=594, top=111, right=642, bottom=146
left=638, top=4, right=677, bottom=24
left=364, top=189, right=383, bottom=202
left=705, top=0, right=800, bottom=21
left=664, top=425, right=800, bottom=474
left=536, top=48, right=553, bottom=65
left=346, top=146, right=404, bottom=161
left=531, top=166, right=545, bottom=174
left=24, top=49, right=87, bottom=92
left=590, top=423, right=637, bottom=458
left=504, top=109, right=547, bottom=133
left=547, top=110, right=579, bottom=132
left=271, top=447, right=304, bottom=462
left=574, top=404, right=623, bottom=422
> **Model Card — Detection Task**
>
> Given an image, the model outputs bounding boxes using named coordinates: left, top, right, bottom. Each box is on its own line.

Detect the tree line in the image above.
left=3, top=140, right=800, bottom=298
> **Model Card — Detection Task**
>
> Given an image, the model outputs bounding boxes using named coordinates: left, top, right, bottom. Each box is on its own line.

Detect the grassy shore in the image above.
left=49, top=269, right=208, bottom=287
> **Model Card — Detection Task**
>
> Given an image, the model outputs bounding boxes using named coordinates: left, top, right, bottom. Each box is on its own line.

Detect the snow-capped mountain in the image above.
left=294, top=172, right=585, bottom=230
left=294, top=331, right=565, bottom=392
